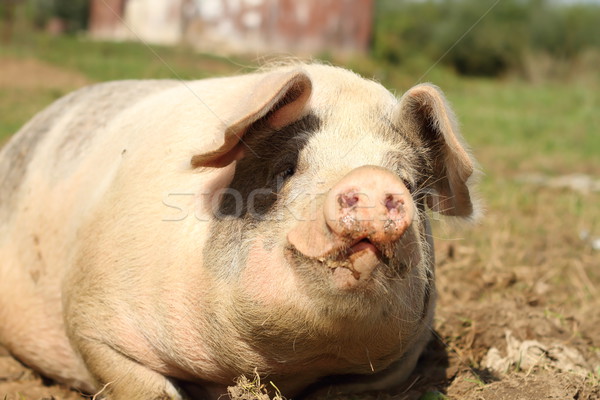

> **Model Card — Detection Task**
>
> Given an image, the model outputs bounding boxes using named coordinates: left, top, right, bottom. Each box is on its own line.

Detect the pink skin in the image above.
left=243, top=240, right=301, bottom=305
left=287, top=166, right=415, bottom=289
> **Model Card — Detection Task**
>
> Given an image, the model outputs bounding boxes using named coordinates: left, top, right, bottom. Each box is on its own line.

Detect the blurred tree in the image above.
left=28, top=0, right=89, bottom=33
left=437, top=0, right=530, bottom=76
left=373, top=0, right=449, bottom=65
left=1, top=0, right=19, bottom=43
left=54, top=0, right=88, bottom=32
left=372, top=0, right=600, bottom=77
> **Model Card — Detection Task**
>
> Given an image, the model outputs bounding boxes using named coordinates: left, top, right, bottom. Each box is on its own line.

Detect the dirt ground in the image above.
left=2, top=235, right=598, bottom=400
left=0, top=58, right=598, bottom=400
left=0, top=58, right=89, bottom=90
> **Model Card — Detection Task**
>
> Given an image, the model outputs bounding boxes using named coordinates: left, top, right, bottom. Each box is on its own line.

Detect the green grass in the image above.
left=0, top=87, right=67, bottom=141
left=1, top=31, right=252, bottom=82
left=449, top=78, right=600, bottom=173
left=0, top=32, right=254, bottom=141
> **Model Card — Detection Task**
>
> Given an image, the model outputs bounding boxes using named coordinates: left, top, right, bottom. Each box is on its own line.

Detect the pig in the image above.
left=0, top=62, right=479, bottom=399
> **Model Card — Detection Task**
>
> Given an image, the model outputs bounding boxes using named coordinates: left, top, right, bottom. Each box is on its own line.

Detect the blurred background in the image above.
left=0, top=1, right=599, bottom=399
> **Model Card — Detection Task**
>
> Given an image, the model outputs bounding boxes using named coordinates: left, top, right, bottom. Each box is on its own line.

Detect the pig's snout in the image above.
left=324, top=166, right=414, bottom=246
left=287, top=166, right=416, bottom=288
left=288, top=166, right=415, bottom=289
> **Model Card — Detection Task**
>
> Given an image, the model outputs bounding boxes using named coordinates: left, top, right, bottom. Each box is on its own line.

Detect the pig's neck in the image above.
left=201, top=253, right=429, bottom=389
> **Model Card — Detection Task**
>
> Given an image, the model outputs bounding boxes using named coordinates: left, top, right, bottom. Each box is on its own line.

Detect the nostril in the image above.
left=338, top=191, right=359, bottom=208
left=384, top=194, right=404, bottom=212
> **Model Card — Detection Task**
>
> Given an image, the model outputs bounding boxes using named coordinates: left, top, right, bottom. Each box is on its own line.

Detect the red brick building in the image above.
left=89, top=0, right=374, bottom=54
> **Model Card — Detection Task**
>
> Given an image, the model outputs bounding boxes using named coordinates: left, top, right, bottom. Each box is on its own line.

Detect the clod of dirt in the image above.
left=483, top=330, right=592, bottom=377
left=449, top=370, right=600, bottom=400
left=0, top=346, right=82, bottom=400
left=0, top=355, right=33, bottom=381
left=227, top=372, right=285, bottom=400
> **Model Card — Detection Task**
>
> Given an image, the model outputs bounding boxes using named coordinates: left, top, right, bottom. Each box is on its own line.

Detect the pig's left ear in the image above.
left=191, top=69, right=312, bottom=168
left=395, top=83, right=479, bottom=218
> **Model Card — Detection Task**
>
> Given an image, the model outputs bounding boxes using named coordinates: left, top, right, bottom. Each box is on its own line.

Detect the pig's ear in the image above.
left=191, top=70, right=312, bottom=168
left=395, top=83, right=478, bottom=218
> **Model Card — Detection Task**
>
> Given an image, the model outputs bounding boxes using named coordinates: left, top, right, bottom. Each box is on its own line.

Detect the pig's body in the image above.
left=0, top=63, right=478, bottom=399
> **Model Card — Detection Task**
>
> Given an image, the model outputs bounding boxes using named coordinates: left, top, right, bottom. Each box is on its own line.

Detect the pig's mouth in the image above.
left=286, top=238, right=397, bottom=290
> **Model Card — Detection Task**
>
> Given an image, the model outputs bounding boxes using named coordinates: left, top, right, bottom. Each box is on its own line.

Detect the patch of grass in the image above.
left=1, top=31, right=253, bottom=82
left=0, top=31, right=257, bottom=142
left=544, top=309, right=567, bottom=324
left=418, top=391, right=450, bottom=400
left=0, top=87, right=67, bottom=142
left=458, top=316, right=473, bottom=327
left=463, top=376, right=486, bottom=387
left=448, top=78, right=600, bottom=175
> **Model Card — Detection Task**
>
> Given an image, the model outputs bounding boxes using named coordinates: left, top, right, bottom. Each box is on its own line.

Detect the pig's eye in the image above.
left=274, top=165, right=296, bottom=182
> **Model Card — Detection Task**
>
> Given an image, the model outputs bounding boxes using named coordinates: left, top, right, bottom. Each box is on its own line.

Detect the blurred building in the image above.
left=89, top=0, right=374, bottom=54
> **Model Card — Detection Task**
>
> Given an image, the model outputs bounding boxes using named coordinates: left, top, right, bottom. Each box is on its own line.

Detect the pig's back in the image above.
left=0, top=80, right=180, bottom=224
left=0, top=80, right=182, bottom=387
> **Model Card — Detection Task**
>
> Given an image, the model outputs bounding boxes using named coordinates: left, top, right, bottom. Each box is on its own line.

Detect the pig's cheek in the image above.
left=394, top=225, right=425, bottom=277
left=239, top=239, right=298, bottom=305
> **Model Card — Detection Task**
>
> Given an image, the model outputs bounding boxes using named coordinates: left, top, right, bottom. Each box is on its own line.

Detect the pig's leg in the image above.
left=78, top=341, right=186, bottom=400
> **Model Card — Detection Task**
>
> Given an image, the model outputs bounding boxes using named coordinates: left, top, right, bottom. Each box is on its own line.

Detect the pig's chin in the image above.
left=286, top=239, right=393, bottom=290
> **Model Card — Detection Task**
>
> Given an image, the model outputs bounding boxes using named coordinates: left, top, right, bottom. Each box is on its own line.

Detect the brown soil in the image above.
left=3, top=248, right=598, bottom=400
left=0, top=58, right=89, bottom=90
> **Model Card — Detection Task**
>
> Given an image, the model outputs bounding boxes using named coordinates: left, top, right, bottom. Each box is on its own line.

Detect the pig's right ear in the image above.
left=191, top=70, right=312, bottom=168
left=394, top=84, right=479, bottom=219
